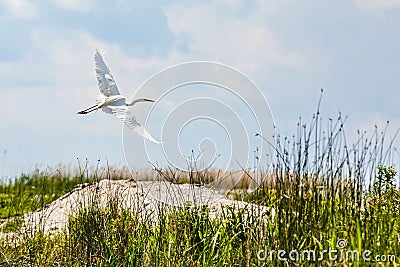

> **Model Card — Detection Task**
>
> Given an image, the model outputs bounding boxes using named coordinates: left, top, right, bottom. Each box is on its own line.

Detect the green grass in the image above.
left=0, top=162, right=133, bottom=219
left=0, top=217, right=24, bottom=233
left=0, top=170, right=91, bottom=218
left=0, top=106, right=399, bottom=266
left=0, top=168, right=398, bottom=266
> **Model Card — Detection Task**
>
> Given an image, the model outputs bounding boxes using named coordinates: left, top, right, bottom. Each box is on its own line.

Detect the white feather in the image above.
left=109, top=106, right=162, bottom=144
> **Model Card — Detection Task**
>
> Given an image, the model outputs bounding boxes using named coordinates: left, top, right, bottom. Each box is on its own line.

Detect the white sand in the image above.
left=0, top=179, right=274, bottom=241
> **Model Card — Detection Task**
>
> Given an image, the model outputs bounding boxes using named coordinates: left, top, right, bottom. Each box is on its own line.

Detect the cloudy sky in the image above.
left=0, top=0, right=399, bottom=179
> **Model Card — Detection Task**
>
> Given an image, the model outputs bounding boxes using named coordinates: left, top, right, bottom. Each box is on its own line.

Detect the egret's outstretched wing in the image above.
left=109, top=106, right=162, bottom=144
left=100, top=105, right=113, bottom=115
left=95, top=49, right=120, bottom=97
left=124, top=110, right=162, bottom=144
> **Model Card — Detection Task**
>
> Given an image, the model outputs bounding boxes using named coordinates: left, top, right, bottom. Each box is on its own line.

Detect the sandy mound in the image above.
left=1, top=179, right=274, bottom=241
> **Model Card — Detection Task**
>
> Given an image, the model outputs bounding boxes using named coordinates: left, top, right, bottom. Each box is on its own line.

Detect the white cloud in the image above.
left=0, top=1, right=316, bottom=122
left=163, top=1, right=313, bottom=75
left=0, top=25, right=177, bottom=136
left=0, top=0, right=38, bottom=19
left=354, top=0, right=400, bottom=10
left=52, top=0, right=98, bottom=13
left=0, top=0, right=319, bottom=142
left=0, top=29, right=104, bottom=130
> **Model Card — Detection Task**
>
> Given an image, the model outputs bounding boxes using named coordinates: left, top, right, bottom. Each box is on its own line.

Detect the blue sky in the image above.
left=0, top=0, right=399, bottom=179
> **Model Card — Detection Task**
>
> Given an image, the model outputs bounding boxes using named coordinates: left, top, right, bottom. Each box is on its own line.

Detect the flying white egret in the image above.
left=78, top=50, right=161, bottom=144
